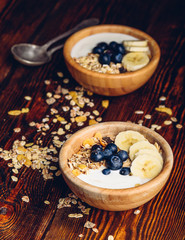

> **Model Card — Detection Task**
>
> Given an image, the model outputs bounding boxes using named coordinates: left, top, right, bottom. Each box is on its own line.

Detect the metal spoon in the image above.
left=11, top=18, right=99, bottom=66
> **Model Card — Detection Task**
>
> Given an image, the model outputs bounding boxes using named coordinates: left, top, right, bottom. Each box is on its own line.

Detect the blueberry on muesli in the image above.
left=105, top=143, right=118, bottom=154
left=90, top=151, right=104, bottom=162
left=91, top=144, right=103, bottom=152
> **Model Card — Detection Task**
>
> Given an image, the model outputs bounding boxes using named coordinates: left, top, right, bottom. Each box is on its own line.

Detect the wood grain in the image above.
left=0, top=0, right=184, bottom=239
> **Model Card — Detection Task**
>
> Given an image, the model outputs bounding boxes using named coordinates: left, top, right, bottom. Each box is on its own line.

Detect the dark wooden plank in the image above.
left=0, top=0, right=184, bottom=239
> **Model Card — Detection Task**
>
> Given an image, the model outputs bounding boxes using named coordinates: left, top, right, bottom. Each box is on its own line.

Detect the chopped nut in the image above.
left=44, top=200, right=50, bottom=205
left=21, top=108, right=29, bottom=113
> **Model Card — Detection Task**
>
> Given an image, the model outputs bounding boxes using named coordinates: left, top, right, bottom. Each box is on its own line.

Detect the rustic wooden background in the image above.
left=0, top=0, right=184, bottom=239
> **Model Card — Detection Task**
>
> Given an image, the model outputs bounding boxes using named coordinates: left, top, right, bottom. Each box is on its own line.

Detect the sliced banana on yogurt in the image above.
left=130, top=154, right=163, bottom=179
left=122, top=52, right=150, bottom=71
left=129, top=140, right=159, bottom=161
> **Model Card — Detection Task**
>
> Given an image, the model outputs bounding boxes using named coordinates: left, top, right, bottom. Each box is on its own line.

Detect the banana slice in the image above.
left=122, top=52, right=150, bottom=71
left=135, top=149, right=163, bottom=165
left=131, top=154, right=163, bottom=179
left=129, top=140, right=159, bottom=161
left=115, top=130, right=146, bottom=152
left=123, top=40, right=148, bottom=47
left=124, top=46, right=150, bottom=52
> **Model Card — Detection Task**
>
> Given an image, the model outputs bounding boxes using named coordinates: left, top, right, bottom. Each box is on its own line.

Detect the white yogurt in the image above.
left=71, top=32, right=138, bottom=58
left=78, top=166, right=151, bottom=189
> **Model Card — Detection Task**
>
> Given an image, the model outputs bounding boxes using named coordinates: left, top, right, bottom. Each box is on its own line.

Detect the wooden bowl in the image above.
left=59, top=122, right=173, bottom=211
left=63, top=25, right=161, bottom=96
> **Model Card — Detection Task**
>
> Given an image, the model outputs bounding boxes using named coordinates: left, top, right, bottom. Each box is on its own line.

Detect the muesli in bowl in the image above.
left=59, top=122, right=173, bottom=211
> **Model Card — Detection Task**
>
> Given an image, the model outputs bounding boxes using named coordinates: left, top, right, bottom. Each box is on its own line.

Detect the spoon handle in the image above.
left=42, top=18, right=99, bottom=51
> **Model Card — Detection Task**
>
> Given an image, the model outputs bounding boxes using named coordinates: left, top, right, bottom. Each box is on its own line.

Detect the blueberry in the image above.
left=115, top=44, right=125, bottom=54
left=92, top=46, right=103, bottom=54
left=111, top=53, right=123, bottom=63
left=90, top=151, right=104, bottom=162
left=105, top=143, right=118, bottom=154
left=91, top=144, right=103, bottom=152
left=103, top=149, right=113, bottom=159
left=119, top=167, right=130, bottom=175
left=102, top=168, right=111, bottom=175
left=97, top=42, right=108, bottom=51
left=117, top=150, right=128, bottom=162
left=106, top=155, right=123, bottom=170
left=109, top=41, right=118, bottom=51
left=99, top=53, right=111, bottom=65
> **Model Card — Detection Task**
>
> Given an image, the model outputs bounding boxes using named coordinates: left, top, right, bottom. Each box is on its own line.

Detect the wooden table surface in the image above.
left=0, top=0, right=184, bottom=239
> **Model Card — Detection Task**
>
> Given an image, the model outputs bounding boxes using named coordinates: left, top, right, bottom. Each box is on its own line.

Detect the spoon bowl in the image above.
left=11, top=44, right=51, bottom=66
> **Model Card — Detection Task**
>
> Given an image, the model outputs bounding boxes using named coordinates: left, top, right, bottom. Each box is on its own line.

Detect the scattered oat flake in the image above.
left=44, top=80, right=51, bottom=85
left=102, top=100, right=109, bottom=108
left=134, top=209, right=141, bottom=215
left=8, top=110, right=22, bottom=116
left=46, top=97, right=56, bottom=105
left=135, top=110, right=144, bottom=114
left=108, top=235, right=114, bottom=240
left=57, top=72, right=64, bottom=77
left=171, top=117, right=177, bottom=122
left=144, top=114, right=151, bottom=119
left=155, top=107, right=172, bottom=115
left=14, top=127, right=21, bottom=133
left=11, top=176, right=18, bottom=182
left=24, top=96, right=32, bottom=101
left=84, top=221, right=96, bottom=229
left=164, top=120, right=172, bottom=125
left=93, top=110, right=99, bottom=116
left=22, top=196, right=30, bottom=202
left=92, top=227, right=99, bottom=233
left=44, top=200, right=50, bottom=205
left=176, top=124, right=183, bottom=129
left=63, top=78, right=69, bottom=84
left=159, top=96, right=166, bottom=101
left=79, top=234, right=84, bottom=238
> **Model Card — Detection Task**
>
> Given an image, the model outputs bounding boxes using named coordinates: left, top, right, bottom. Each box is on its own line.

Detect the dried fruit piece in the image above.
left=82, top=138, right=94, bottom=146
left=94, top=132, right=102, bottom=140
left=8, top=110, right=22, bottom=116
left=72, top=169, right=81, bottom=176
left=75, top=116, right=87, bottom=122
left=89, top=119, right=98, bottom=125
left=155, top=107, right=172, bottom=115
left=102, top=100, right=109, bottom=108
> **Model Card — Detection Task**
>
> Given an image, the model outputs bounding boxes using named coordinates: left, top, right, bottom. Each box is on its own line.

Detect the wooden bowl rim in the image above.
left=59, top=121, right=173, bottom=197
left=63, top=24, right=161, bottom=79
